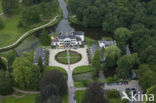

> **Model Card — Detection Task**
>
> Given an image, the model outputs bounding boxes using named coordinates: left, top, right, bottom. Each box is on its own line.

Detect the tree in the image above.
left=7, top=50, right=17, bottom=66
left=114, top=27, right=132, bottom=53
left=0, top=70, right=13, bottom=95
left=40, top=70, right=67, bottom=96
left=92, top=49, right=101, bottom=71
left=12, top=57, right=41, bottom=90
left=107, top=89, right=120, bottom=99
left=2, top=0, right=18, bottom=15
left=145, top=85, right=156, bottom=103
left=104, top=45, right=121, bottom=68
left=117, top=53, right=140, bottom=79
left=40, top=30, right=51, bottom=46
left=137, top=64, right=156, bottom=91
left=38, top=57, right=45, bottom=73
left=0, top=18, right=4, bottom=29
left=19, top=6, right=41, bottom=27
left=82, top=82, right=107, bottom=103
left=0, top=58, right=6, bottom=70
left=36, top=84, right=62, bottom=103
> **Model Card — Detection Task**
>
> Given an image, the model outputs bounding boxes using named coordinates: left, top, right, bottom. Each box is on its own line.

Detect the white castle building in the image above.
left=51, top=31, right=84, bottom=47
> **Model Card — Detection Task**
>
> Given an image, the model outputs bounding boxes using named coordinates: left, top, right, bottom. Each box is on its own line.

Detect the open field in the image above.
left=0, top=0, right=2, bottom=12
left=1, top=94, right=38, bottom=103
left=0, top=5, right=62, bottom=48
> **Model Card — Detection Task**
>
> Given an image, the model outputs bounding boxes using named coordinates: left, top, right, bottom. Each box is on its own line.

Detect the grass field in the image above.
left=45, top=66, right=66, bottom=74
left=73, top=65, right=94, bottom=74
left=1, top=94, right=38, bottom=103
left=0, top=0, right=2, bottom=12
left=75, top=90, right=86, bottom=103
left=0, top=3, right=62, bottom=48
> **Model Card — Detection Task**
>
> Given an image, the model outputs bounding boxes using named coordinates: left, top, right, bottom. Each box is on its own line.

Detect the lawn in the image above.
left=74, top=81, right=85, bottom=88
left=0, top=3, right=62, bottom=48
left=0, top=0, right=2, bottom=12
left=73, top=65, right=94, bottom=74
left=45, top=66, right=66, bottom=74
left=62, top=95, right=68, bottom=103
left=108, top=98, right=121, bottom=103
left=1, top=94, right=38, bottom=103
left=75, top=90, right=86, bottom=103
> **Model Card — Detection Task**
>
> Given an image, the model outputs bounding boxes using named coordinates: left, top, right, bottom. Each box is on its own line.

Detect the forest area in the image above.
left=68, top=0, right=156, bottom=94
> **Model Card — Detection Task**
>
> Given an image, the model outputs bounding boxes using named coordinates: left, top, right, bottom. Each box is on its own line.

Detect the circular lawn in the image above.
left=55, top=50, right=82, bottom=64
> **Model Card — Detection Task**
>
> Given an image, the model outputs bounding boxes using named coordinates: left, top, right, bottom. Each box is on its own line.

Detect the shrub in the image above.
left=107, top=89, right=120, bottom=99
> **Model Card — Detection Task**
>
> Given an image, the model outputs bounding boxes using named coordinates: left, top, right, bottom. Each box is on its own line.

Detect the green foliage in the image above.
left=0, top=58, right=6, bottom=70
left=38, top=57, right=45, bottom=73
left=0, top=18, right=4, bottom=29
left=145, top=85, right=156, bottom=103
left=104, top=45, right=121, bottom=68
left=7, top=50, right=17, bottom=66
left=40, top=30, right=51, bottom=46
left=82, top=83, right=107, bottom=103
left=107, top=89, right=120, bottom=99
left=2, top=0, right=18, bottom=15
left=12, top=56, right=41, bottom=90
left=117, top=53, right=140, bottom=79
left=19, top=6, right=41, bottom=27
left=92, top=49, right=101, bottom=71
left=40, top=70, right=67, bottom=96
left=0, top=70, right=13, bottom=95
left=106, top=75, right=120, bottom=83
left=137, top=64, right=156, bottom=91
left=114, top=27, right=132, bottom=53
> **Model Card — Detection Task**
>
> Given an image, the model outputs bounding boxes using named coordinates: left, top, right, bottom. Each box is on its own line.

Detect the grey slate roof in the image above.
left=33, top=47, right=46, bottom=65
left=73, top=31, right=84, bottom=35
left=99, top=40, right=116, bottom=47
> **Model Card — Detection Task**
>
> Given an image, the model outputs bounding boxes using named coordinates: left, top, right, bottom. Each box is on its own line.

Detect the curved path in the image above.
left=0, top=16, right=58, bottom=52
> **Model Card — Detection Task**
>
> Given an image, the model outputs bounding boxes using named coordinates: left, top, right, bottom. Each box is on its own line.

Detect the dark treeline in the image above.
left=69, top=0, right=156, bottom=92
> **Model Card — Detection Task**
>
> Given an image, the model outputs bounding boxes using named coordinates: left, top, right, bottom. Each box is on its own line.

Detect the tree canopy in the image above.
left=82, top=83, right=107, bottom=103
left=0, top=70, right=13, bottom=95
left=117, top=53, right=140, bottom=79
left=12, top=56, right=41, bottom=90
left=104, top=45, right=121, bottom=68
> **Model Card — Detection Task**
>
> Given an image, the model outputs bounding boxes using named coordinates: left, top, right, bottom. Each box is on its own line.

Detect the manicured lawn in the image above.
left=74, top=81, right=85, bottom=88
left=1, top=94, right=38, bottom=103
left=108, top=98, right=121, bottom=103
left=73, top=65, right=94, bottom=74
left=75, top=90, right=86, bottom=103
left=45, top=66, right=66, bottom=74
left=55, top=51, right=81, bottom=64
left=62, top=95, right=68, bottom=103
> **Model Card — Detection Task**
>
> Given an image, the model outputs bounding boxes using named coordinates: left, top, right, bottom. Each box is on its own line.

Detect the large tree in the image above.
left=12, top=57, right=41, bottom=90
left=92, top=49, right=101, bottom=71
left=19, top=6, right=41, bottom=27
left=145, top=85, right=156, bottom=103
left=0, top=58, right=6, bottom=70
left=0, top=70, right=13, bottom=95
left=36, top=84, right=62, bottom=103
left=114, top=27, right=132, bottom=53
left=82, top=82, right=107, bottom=103
left=2, top=0, right=18, bottom=15
left=40, top=70, right=67, bottom=96
left=137, top=64, right=156, bottom=91
left=117, top=53, right=140, bottom=79
left=40, top=30, right=51, bottom=46
left=104, top=45, right=121, bottom=68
